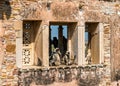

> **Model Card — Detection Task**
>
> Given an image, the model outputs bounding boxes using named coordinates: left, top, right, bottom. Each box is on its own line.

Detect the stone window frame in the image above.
left=49, top=21, right=78, bottom=66
left=98, top=23, right=104, bottom=64
left=16, top=21, right=23, bottom=68
left=16, top=20, right=46, bottom=68
left=16, top=20, right=104, bottom=68
left=80, top=22, right=104, bottom=65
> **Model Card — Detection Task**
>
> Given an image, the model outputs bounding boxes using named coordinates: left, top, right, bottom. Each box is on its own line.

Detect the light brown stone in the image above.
left=0, top=0, right=120, bottom=86
left=1, top=73, right=7, bottom=79
left=104, top=28, right=110, bottom=34
left=0, top=21, right=5, bottom=37
left=13, top=21, right=22, bottom=30
left=6, top=44, right=16, bottom=53
left=7, top=76, right=14, bottom=79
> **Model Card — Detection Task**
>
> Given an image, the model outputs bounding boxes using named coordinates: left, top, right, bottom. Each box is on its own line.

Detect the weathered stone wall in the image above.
left=110, top=15, right=120, bottom=81
left=103, top=23, right=111, bottom=85
left=0, top=0, right=119, bottom=86
left=18, top=65, right=105, bottom=86
left=0, top=20, right=18, bottom=85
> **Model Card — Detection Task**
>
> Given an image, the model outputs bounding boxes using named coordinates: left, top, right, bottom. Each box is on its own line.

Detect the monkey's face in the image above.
left=66, top=51, right=70, bottom=55
left=55, top=48, right=61, bottom=56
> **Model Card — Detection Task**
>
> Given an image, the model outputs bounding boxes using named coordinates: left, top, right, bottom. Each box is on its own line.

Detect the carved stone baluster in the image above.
left=41, top=69, right=49, bottom=85
left=34, top=70, right=39, bottom=85
left=94, top=66, right=100, bottom=85
left=77, top=66, right=83, bottom=79
left=46, top=69, right=50, bottom=84
left=71, top=67, right=77, bottom=80
left=37, top=69, right=42, bottom=85
left=64, top=67, right=72, bottom=82
left=55, top=68, right=59, bottom=82
left=79, top=66, right=87, bottom=86
left=41, top=69, right=45, bottom=85
left=58, top=68, right=65, bottom=82
left=18, top=71, right=23, bottom=86
left=49, top=68, right=56, bottom=84
left=30, top=69, right=34, bottom=82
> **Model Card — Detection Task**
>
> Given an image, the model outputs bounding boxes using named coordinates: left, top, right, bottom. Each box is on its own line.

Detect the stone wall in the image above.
left=103, top=23, right=111, bottom=85
left=0, top=20, right=18, bottom=85
left=18, top=65, right=105, bottom=86
left=110, top=15, right=120, bottom=80
left=0, top=0, right=119, bottom=86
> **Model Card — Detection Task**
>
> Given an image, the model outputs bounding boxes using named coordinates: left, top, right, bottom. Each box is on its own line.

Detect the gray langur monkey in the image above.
left=49, top=48, right=61, bottom=66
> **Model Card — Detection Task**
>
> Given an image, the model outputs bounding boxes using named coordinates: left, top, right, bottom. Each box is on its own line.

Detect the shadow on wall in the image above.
left=0, top=0, right=11, bottom=20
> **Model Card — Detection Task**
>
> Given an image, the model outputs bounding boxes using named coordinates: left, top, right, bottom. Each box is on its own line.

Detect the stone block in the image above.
left=13, top=21, right=22, bottom=30
left=6, top=44, right=16, bottom=53
left=0, top=21, right=5, bottom=37
left=104, top=30, right=110, bottom=34
left=7, top=76, right=14, bottom=79
left=6, top=65, right=14, bottom=70
left=12, top=69, right=18, bottom=75
left=51, top=2, right=78, bottom=20
left=4, top=84, right=11, bottom=86
left=1, top=73, right=7, bottom=79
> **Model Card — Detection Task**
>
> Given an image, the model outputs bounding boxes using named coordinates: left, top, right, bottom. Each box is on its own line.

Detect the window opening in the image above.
left=22, top=21, right=42, bottom=66
left=49, top=25, right=70, bottom=66
left=49, top=25, right=67, bottom=56
left=85, top=22, right=99, bottom=64
left=23, top=22, right=34, bottom=65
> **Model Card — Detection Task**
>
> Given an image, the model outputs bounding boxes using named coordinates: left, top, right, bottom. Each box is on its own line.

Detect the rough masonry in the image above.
left=0, top=0, right=120, bottom=86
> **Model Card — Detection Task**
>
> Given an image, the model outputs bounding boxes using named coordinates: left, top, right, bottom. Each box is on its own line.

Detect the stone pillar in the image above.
left=15, top=21, right=23, bottom=68
left=99, top=23, right=104, bottom=64
left=78, top=10, right=85, bottom=65
left=49, top=27, right=51, bottom=56
left=58, top=25, right=63, bottom=54
left=16, top=30, right=23, bottom=68
left=0, top=20, right=4, bottom=69
left=42, top=25, right=49, bottom=67
left=67, top=25, right=72, bottom=58
left=77, top=26, right=85, bottom=65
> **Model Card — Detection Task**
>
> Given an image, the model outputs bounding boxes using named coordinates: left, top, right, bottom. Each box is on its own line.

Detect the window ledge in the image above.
left=19, top=64, right=106, bottom=71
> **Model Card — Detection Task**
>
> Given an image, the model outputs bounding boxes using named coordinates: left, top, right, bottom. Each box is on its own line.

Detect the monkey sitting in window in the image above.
left=86, top=49, right=92, bottom=64
left=62, top=51, right=70, bottom=65
left=49, top=48, right=61, bottom=66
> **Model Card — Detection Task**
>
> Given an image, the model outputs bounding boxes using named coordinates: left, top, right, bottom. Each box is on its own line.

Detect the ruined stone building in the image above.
left=0, top=0, right=120, bottom=86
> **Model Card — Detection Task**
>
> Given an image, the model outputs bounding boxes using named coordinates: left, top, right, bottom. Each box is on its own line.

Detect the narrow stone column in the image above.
left=49, top=27, right=51, bottom=56
left=42, top=25, right=49, bottom=67
left=15, top=21, right=23, bottom=68
left=16, top=30, right=23, bottom=68
left=77, top=26, right=85, bottom=65
left=0, top=21, right=4, bottom=69
left=67, top=25, right=72, bottom=58
left=58, top=25, right=63, bottom=54
left=99, top=23, right=104, bottom=64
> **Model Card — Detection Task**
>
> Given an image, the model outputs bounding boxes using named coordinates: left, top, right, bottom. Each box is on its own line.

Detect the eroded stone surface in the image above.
left=0, top=0, right=119, bottom=86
